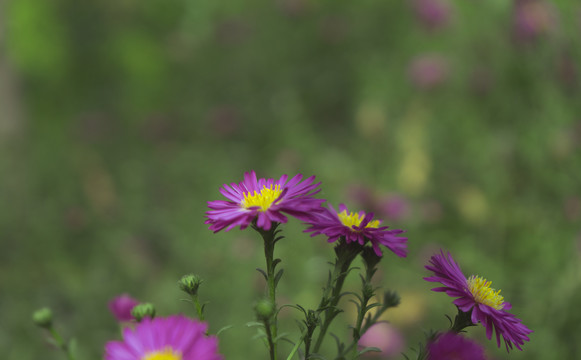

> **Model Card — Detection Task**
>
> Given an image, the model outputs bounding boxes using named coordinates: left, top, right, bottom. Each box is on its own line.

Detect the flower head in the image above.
left=424, top=250, right=533, bottom=351
left=205, top=171, right=324, bottom=232
left=304, top=204, right=407, bottom=257
left=109, top=294, right=139, bottom=322
left=427, top=332, right=485, bottom=360
left=105, top=315, right=223, bottom=360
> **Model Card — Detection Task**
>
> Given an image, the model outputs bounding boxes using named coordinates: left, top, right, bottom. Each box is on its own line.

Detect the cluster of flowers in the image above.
left=34, top=171, right=532, bottom=360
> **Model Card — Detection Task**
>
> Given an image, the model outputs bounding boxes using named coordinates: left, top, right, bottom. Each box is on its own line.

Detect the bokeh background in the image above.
left=1, top=0, right=580, bottom=359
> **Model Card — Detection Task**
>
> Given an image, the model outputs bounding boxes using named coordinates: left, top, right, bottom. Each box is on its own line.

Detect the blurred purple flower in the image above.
left=109, top=294, right=139, bottom=322
left=513, top=0, right=557, bottom=44
left=427, top=332, right=486, bottom=360
left=408, top=54, right=449, bottom=90
left=412, top=0, right=452, bottom=31
left=346, top=184, right=376, bottom=211
left=359, top=322, right=405, bottom=357
left=379, top=194, right=411, bottom=222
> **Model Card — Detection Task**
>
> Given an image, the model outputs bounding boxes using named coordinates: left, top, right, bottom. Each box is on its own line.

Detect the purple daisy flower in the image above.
left=105, top=315, right=223, bottom=360
left=424, top=251, right=533, bottom=351
left=304, top=204, right=407, bottom=257
left=427, top=332, right=486, bottom=360
left=205, top=171, right=324, bottom=232
left=108, top=294, right=139, bottom=322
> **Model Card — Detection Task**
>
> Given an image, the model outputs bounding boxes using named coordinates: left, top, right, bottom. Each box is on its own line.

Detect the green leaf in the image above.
left=358, top=346, right=381, bottom=355
left=256, top=268, right=268, bottom=281
left=216, top=325, right=234, bottom=336
left=274, top=269, right=284, bottom=287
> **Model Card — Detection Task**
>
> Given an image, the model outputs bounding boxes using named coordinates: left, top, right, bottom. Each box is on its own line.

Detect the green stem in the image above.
left=264, top=317, right=276, bottom=360
left=313, top=242, right=361, bottom=353
left=49, top=327, right=75, bottom=360
left=286, top=331, right=306, bottom=360
left=192, top=294, right=204, bottom=321
left=256, top=223, right=281, bottom=360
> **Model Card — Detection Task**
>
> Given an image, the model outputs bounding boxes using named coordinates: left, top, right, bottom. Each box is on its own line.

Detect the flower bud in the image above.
left=32, top=307, right=53, bottom=328
left=131, top=303, right=156, bottom=322
left=178, top=274, right=204, bottom=296
left=255, top=299, right=275, bottom=320
left=383, top=290, right=401, bottom=309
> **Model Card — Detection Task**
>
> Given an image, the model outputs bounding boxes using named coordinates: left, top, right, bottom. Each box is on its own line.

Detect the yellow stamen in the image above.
left=241, top=185, right=283, bottom=211
left=338, top=210, right=380, bottom=230
left=142, top=347, right=182, bottom=360
left=467, top=275, right=505, bottom=310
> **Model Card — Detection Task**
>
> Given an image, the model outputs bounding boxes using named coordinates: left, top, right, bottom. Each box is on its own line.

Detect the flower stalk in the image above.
left=313, top=239, right=362, bottom=354
left=255, top=222, right=284, bottom=360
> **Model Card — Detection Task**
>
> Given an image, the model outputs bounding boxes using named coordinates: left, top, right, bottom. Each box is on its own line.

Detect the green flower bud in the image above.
left=131, top=303, right=156, bottom=322
left=255, top=299, right=275, bottom=320
left=383, top=290, right=400, bottom=309
left=178, top=274, right=204, bottom=296
left=32, top=307, right=53, bottom=328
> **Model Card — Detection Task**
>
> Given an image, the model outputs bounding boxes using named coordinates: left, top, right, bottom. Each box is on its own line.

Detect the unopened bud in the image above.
left=383, top=290, right=400, bottom=309
left=178, top=274, right=204, bottom=296
left=131, top=303, right=156, bottom=321
left=255, top=299, right=275, bottom=320
left=33, top=308, right=53, bottom=328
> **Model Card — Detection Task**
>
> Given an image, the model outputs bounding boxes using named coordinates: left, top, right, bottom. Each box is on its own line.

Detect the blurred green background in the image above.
left=1, top=0, right=580, bottom=359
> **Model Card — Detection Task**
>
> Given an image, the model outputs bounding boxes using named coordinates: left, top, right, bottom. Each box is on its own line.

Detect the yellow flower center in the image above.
left=338, top=210, right=380, bottom=230
left=467, top=275, right=505, bottom=310
left=141, top=347, right=182, bottom=360
left=241, top=185, right=283, bottom=211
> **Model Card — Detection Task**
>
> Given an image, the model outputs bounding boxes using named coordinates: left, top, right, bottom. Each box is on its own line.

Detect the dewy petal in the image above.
left=424, top=250, right=532, bottom=352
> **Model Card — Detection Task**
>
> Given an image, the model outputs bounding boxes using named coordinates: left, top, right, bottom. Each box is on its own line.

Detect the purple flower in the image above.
left=428, top=332, right=486, bottom=360
left=408, top=54, right=449, bottom=90
left=205, top=171, right=324, bottom=232
left=424, top=251, right=533, bottom=351
left=358, top=322, right=405, bottom=357
left=513, top=0, right=557, bottom=44
left=304, top=204, right=407, bottom=257
left=108, top=294, right=139, bottom=322
left=105, top=315, right=223, bottom=360
left=379, top=194, right=411, bottom=222
left=412, top=0, right=452, bottom=31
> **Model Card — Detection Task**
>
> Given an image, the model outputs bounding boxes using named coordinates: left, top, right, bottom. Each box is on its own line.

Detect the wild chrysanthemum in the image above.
left=424, top=250, right=533, bottom=351
left=205, top=171, right=324, bottom=232
left=427, top=332, right=485, bottom=360
left=105, top=315, right=222, bottom=360
left=304, top=204, right=407, bottom=257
